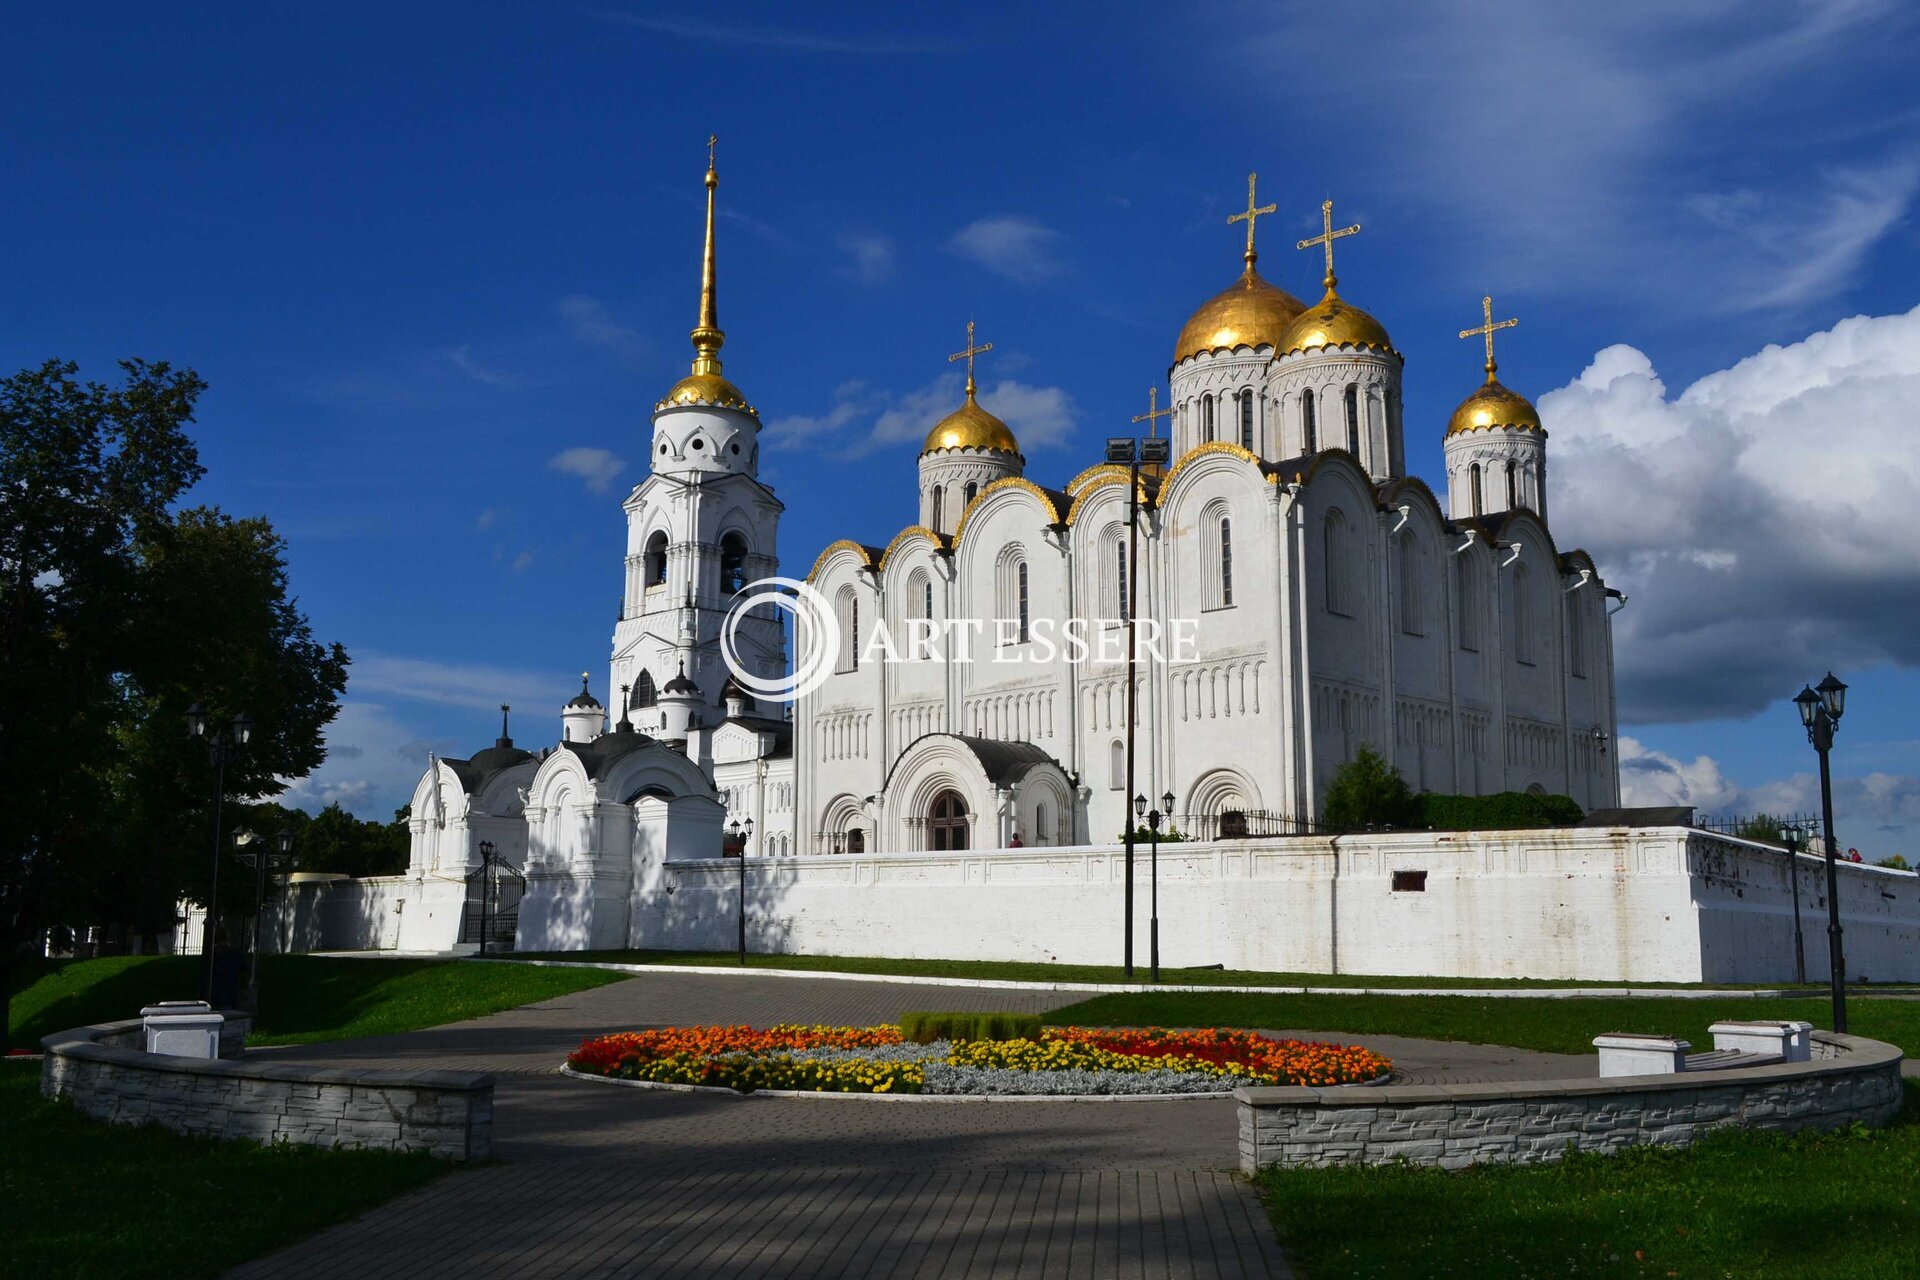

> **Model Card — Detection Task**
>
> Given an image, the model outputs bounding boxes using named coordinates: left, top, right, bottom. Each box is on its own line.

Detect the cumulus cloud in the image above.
left=547, top=446, right=627, bottom=493
left=766, top=371, right=1080, bottom=459
left=1619, top=737, right=1920, bottom=858
left=837, top=230, right=897, bottom=284
left=275, top=702, right=459, bottom=820
left=1546, top=305, right=1920, bottom=723
left=949, top=216, right=1066, bottom=283
left=557, top=294, right=646, bottom=361
left=349, top=651, right=579, bottom=714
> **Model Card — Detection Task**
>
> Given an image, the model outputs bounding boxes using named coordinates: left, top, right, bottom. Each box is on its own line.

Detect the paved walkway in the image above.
left=228, top=971, right=1589, bottom=1279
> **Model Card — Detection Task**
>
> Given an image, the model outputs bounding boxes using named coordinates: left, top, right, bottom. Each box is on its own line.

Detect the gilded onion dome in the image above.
left=656, top=139, right=759, bottom=419
left=1447, top=375, right=1542, bottom=435
left=1173, top=265, right=1306, bottom=365
left=1277, top=287, right=1393, bottom=356
left=923, top=392, right=1020, bottom=455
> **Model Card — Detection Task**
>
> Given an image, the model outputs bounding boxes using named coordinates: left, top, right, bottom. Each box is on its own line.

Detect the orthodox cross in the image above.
left=707, top=134, right=717, bottom=168
left=1132, top=385, right=1172, bottom=439
left=1459, top=295, right=1518, bottom=377
left=1227, top=172, right=1277, bottom=265
left=1297, top=199, right=1361, bottom=288
left=949, top=320, right=993, bottom=398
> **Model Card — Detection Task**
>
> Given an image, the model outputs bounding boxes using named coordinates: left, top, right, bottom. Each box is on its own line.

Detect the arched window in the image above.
left=1109, top=739, right=1125, bottom=790
left=1396, top=531, right=1422, bottom=636
left=1456, top=556, right=1480, bottom=652
left=1034, top=801, right=1049, bottom=847
left=1512, top=563, right=1535, bottom=664
left=1344, top=384, right=1360, bottom=455
left=1018, top=561, right=1030, bottom=641
left=1504, top=459, right=1518, bottom=510
left=1323, top=509, right=1349, bottom=615
left=907, top=567, right=932, bottom=624
left=644, top=531, right=668, bottom=587
left=964, top=481, right=978, bottom=505
left=997, top=552, right=1029, bottom=644
left=1302, top=390, right=1317, bottom=452
left=835, top=587, right=859, bottom=672
left=632, top=670, right=657, bottom=708
left=1219, top=517, right=1235, bottom=607
left=1197, top=394, right=1212, bottom=442
left=1469, top=463, right=1484, bottom=517
left=1116, top=538, right=1130, bottom=623
left=719, top=531, right=749, bottom=595
left=846, top=829, right=866, bottom=854
left=930, top=486, right=943, bottom=532
left=928, top=789, right=969, bottom=851
left=924, top=575, right=934, bottom=622
left=1239, top=391, right=1254, bottom=451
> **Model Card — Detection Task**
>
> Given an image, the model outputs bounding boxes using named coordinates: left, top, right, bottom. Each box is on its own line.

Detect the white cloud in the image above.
left=837, top=230, right=897, bottom=284
left=349, top=651, right=577, bottom=714
left=557, top=294, right=646, bottom=361
left=445, top=343, right=513, bottom=387
left=474, top=508, right=503, bottom=531
left=1618, top=736, right=1920, bottom=859
left=547, top=446, right=627, bottom=493
left=1545, top=305, right=1920, bottom=723
left=594, top=12, right=960, bottom=55
left=510, top=549, right=536, bottom=572
left=769, top=371, right=1080, bottom=458
left=276, top=701, right=460, bottom=821
left=949, top=216, right=1066, bottom=283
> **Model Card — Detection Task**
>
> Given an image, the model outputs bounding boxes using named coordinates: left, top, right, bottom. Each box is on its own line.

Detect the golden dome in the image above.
left=1277, top=286, right=1394, bottom=357
left=657, top=371, right=756, bottom=416
left=1447, top=375, right=1542, bottom=436
left=1173, top=265, right=1306, bottom=365
left=923, top=393, right=1020, bottom=455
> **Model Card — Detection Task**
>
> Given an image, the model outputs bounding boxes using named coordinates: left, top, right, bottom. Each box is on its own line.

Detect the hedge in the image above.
left=899, top=1011, right=1043, bottom=1044
left=1417, top=791, right=1584, bottom=831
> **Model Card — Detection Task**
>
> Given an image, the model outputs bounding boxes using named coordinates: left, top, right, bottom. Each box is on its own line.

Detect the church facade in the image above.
left=393, top=155, right=1620, bottom=952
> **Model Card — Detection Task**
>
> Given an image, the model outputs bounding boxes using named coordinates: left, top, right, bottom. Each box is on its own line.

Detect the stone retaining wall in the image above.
left=1237, top=1031, right=1905, bottom=1172
left=41, top=1019, right=492, bottom=1161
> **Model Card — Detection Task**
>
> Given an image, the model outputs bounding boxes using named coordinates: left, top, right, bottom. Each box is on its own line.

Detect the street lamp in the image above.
left=1779, top=820, right=1808, bottom=986
left=1135, top=791, right=1176, bottom=983
left=477, top=840, right=498, bottom=955
left=1108, top=421, right=1172, bottom=979
left=727, top=817, right=755, bottom=965
left=235, top=827, right=296, bottom=1011
left=185, top=703, right=252, bottom=1004
left=1794, top=671, right=1849, bottom=1032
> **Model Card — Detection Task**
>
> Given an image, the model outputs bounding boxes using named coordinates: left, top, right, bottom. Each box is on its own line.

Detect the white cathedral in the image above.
left=394, top=153, right=1622, bottom=953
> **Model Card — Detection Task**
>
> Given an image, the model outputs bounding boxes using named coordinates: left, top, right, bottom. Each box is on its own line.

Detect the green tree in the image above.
left=1876, top=855, right=1912, bottom=872
left=1322, top=747, right=1420, bottom=830
left=1733, top=813, right=1787, bottom=846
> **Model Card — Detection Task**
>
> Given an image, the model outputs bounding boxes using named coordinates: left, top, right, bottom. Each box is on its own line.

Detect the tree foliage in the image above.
left=1322, top=747, right=1420, bottom=830
left=1419, top=791, right=1585, bottom=831
left=1733, top=813, right=1788, bottom=846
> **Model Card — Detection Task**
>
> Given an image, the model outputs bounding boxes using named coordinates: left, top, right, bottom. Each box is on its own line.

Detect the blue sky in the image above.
left=6, top=3, right=1918, bottom=851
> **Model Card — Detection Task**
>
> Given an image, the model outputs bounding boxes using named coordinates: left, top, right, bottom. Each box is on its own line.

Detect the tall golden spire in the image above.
left=690, top=134, right=724, bottom=377
left=948, top=319, right=993, bottom=400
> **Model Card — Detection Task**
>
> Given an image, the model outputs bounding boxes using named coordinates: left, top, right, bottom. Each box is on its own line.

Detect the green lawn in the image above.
left=0, top=1061, right=445, bottom=1280
left=10, top=953, right=625, bottom=1050
left=1043, top=991, right=1920, bottom=1057
left=1257, top=1080, right=1920, bottom=1279
left=495, top=947, right=1851, bottom=992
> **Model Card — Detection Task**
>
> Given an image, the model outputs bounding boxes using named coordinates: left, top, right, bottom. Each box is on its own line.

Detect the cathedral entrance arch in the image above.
left=928, top=789, right=969, bottom=851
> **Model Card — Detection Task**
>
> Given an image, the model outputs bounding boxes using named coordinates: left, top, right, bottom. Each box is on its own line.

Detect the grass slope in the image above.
left=497, top=948, right=1839, bottom=992
left=10, top=954, right=624, bottom=1049
left=1043, top=991, right=1920, bottom=1057
left=1, top=1061, right=444, bottom=1280
left=1257, top=1081, right=1920, bottom=1279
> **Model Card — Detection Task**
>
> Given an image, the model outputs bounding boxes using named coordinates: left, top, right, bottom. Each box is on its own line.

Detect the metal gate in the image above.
left=459, top=850, right=525, bottom=951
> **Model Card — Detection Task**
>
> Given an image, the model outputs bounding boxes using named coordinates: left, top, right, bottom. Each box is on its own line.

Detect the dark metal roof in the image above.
left=1580, top=806, right=1696, bottom=829
left=565, top=675, right=604, bottom=709
left=554, top=728, right=656, bottom=780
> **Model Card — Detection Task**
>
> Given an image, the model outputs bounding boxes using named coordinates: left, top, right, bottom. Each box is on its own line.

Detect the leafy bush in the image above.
left=1322, top=747, right=1420, bottom=829
left=1877, top=855, right=1913, bottom=871
left=1418, top=790, right=1584, bottom=831
left=1116, top=824, right=1191, bottom=844
left=898, top=1011, right=1042, bottom=1044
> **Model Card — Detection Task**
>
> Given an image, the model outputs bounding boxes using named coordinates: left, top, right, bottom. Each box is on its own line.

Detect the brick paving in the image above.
left=227, top=969, right=1587, bottom=1279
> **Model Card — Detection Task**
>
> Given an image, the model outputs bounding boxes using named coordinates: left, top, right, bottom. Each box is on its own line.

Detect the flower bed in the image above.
left=565, top=1023, right=1389, bottom=1096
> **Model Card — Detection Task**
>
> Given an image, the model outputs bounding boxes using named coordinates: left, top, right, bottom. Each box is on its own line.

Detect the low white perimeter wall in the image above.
left=638, top=827, right=1920, bottom=983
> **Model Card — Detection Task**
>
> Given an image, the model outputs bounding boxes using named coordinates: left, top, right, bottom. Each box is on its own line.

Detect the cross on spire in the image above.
left=948, top=319, right=993, bottom=399
left=1131, top=385, right=1172, bottom=439
left=1297, top=199, right=1361, bottom=290
left=1227, top=172, right=1278, bottom=267
left=1459, top=294, right=1518, bottom=380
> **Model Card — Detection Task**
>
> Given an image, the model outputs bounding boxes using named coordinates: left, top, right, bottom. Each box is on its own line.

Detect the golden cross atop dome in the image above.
left=707, top=133, right=716, bottom=169
left=1131, top=385, right=1171, bottom=439
left=1227, top=172, right=1278, bottom=267
left=1297, top=199, right=1361, bottom=290
left=1459, top=294, right=1518, bottom=379
left=948, top=320, right=993, bottom=399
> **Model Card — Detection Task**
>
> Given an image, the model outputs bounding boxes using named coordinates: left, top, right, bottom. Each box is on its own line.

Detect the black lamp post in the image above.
left=1135, top=790, right=1177, bottom=983
left=477, top=840, right=497, bottom=955
left=237, top=827, right=295, bottom=1010
left=1779, top=820, right=1808, bottom=986
left=186, top=702, right=252, bottom=1004
left=729, top=817, right=754, bottom=965
left=1793, top=672, right=1849, bottom=1032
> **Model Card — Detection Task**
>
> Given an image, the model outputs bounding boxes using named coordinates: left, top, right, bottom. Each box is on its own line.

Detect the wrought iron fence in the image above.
left=1694, top=812, right=1822, bottom=844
